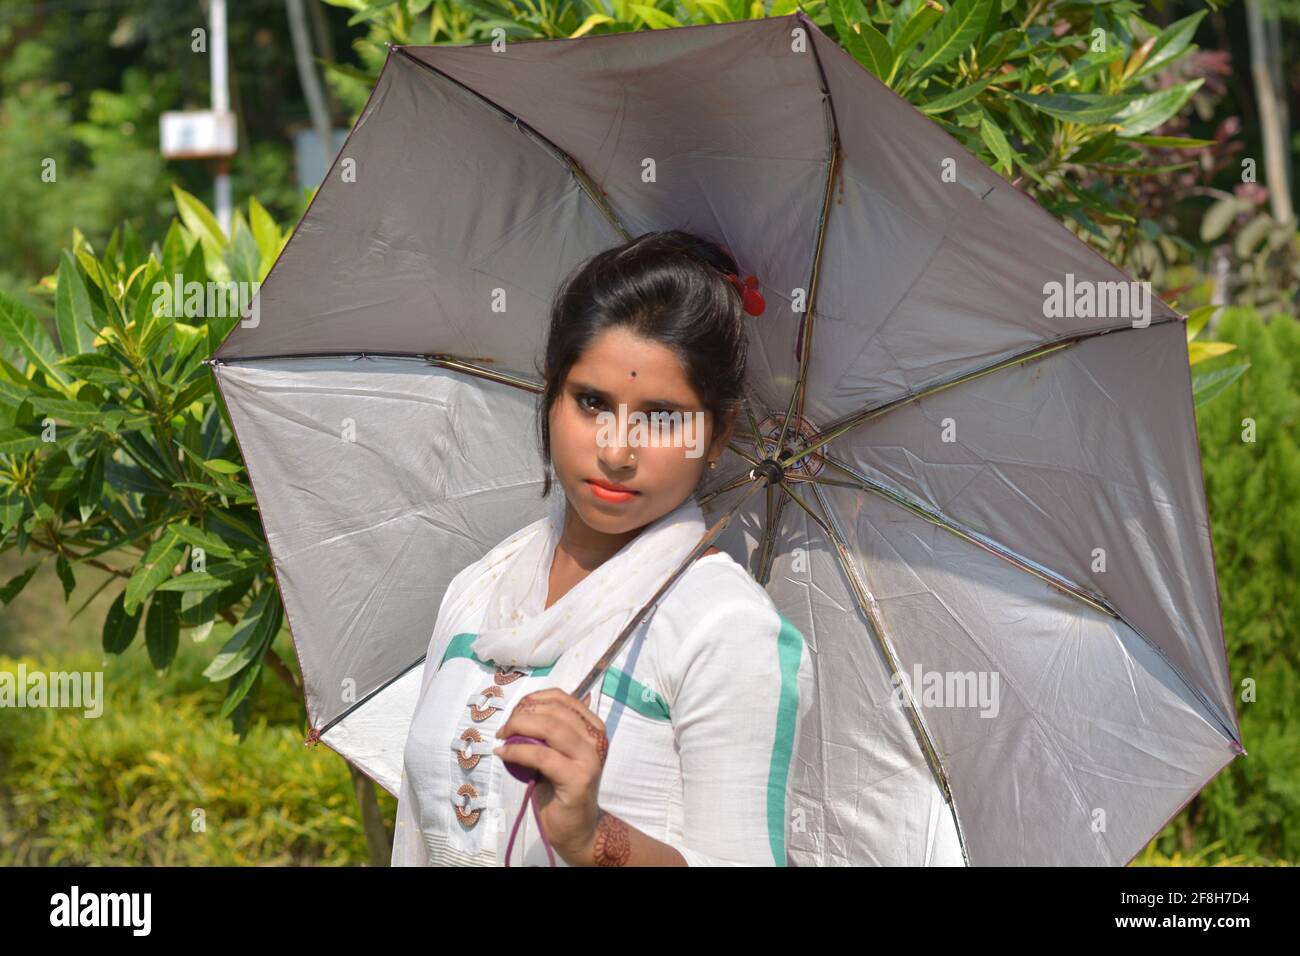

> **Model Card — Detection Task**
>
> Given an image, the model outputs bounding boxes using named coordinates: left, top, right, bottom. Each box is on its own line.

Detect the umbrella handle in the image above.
left=502, top=735, right=558, bottom=867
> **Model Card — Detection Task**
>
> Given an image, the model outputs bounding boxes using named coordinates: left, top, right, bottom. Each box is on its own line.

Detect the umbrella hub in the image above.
left=755, top=412, right=824, bottom=477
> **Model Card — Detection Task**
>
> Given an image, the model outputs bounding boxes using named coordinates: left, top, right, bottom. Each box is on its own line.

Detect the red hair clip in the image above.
left=724, top=272, right=766, bottom=316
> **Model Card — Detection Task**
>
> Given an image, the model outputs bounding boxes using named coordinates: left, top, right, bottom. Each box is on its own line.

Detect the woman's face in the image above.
left=547, top=325, right=736, bottom=538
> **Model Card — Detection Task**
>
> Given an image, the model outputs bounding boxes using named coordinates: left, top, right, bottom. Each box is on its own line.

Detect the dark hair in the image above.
left=535, top=230, right=750, bottom=499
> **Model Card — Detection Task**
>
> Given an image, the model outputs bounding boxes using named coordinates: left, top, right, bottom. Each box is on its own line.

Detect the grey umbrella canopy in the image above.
left=211, top=11, right=1242, bottom=866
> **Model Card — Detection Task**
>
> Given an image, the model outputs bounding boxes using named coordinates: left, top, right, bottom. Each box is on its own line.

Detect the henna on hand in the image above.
left=586, top=720, right=609, bottom=765
left=591, top=810, right=631, bottom=867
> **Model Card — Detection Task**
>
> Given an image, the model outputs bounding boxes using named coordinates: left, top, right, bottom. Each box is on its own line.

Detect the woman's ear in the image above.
left=709, top=407, right=739, bottom=461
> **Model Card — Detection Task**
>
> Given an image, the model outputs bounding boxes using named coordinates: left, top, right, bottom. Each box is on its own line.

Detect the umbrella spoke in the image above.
left=817, top=451, right=1117, bottom=618
left=789, top=318, right=1178, bottom=467
left=741, top=386, right=770, bottom=459
left=805, top=480, right=971, bottom=866
left=776, top=142, right=842, bottom=458
left=425, top=354, right=542, bottom=394
left=725, top=442, right=761, bottom=467
left=816, top=452, right=1244, bottom=751
left=695, top=465, right=760, bottom=506
left=777, top=478, right=834, bottom=538
left=754, top=483, right=792, bottom=586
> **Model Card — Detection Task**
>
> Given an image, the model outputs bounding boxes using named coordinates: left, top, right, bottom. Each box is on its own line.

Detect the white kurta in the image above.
left=392, top=550, right=815, bottom=866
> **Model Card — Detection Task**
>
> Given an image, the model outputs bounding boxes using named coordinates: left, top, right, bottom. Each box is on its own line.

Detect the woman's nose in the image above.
left=597, top=432, right=637, bottom=470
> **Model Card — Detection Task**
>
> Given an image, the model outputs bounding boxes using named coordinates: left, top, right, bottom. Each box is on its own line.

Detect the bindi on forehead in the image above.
left=629, top=370, right=636, bottom=378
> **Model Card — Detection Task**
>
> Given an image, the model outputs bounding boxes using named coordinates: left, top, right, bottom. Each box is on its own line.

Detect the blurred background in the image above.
left=0, top=0, right=1295, bottom=866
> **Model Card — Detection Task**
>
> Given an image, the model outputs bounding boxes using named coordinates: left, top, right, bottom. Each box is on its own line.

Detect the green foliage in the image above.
left=1148, top=306, right=1300, bottom=862
left=0, top=187, right=291, bottom=738
left=0, top=646, right=393, bottom=865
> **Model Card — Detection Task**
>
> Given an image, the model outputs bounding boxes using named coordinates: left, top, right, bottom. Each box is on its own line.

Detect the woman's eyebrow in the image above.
left=570, top=382, right=691, bottom=411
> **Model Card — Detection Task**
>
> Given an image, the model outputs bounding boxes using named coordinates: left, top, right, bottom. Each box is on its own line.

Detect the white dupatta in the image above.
left=392, top=489, right=709, bottom=865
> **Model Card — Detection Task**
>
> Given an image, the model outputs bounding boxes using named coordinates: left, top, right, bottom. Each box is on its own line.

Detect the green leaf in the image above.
left=29, top=397, right=104, bottom=426
left=1192, top=363, right=1249, bottom=407
left=55, top=254, right=97, bottom=354
left=1124, top=134, right=1216, bottom=148
left=569, top=12, right=614, bottom=37
left=160, top=220, right=191, bottom=285
left=0, top=562, right=40, bottom=605
left=124, top=528, right=185, bottom=613
left=145, top=590, right=181, bottom=669
left=911, top=0, right=992, bottom=81
left=0, top=290, right=72, bottom=389
left=628, top=4, right=681, bottom=28
left=201, top=457, right=243, bottom=475
left=121, top=220, right=145, bottom=270
left=78, top=445, right=106, bottom=521
left=133, top=265, right=173, bottom=359
left=1185, top=305, right=1218, bottom=341
left=57, top=352, right=122, bottom=387
left=247, top=197, right=282, bottom=278
left=1133, top=11, right=1207, bottom=80
left=225, top=216, right=263, bottom=287
left=920, top=76, right=994, bottom=113
left=103, top=590, right=144, bottom=653
left=1111, top=79, right=1203, bottom=137
left=1201, top=198, right=1249, bottom=243
left=55, top=553, right=76, bottom=601
left=180, top=589, right=219, bottom=629
left=1188, top=341, right=1236, bottom=364
left=1009, top=91, right=1139, bottom=125
left=171, top=185, right=231, bottom=282
left=220, top=660, right=263, bottom=720
left=892, top=1, right=944, bottom=81
left=979, top=114, right=1014, bottom=176
left=204, top=585, right=282, bottom=681
left=169, top=521, right=236, bottom=558
left=0, top=426, right=47, bottom=456
left=830, top=0, right=894, bottom=82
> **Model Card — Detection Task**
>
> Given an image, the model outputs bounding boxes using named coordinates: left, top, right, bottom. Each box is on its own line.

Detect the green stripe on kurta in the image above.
left=439, top=634, right=668, bottom=719
left=603, top=666, right=670, bottom=721
left=437, top=633, right=556, bottom=675
left=441, top=634, right=670, bottom=717
left=767, top=615, right=804, bottom=867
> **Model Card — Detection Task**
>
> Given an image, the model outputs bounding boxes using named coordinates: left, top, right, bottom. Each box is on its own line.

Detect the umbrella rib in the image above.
left=788, top=318, right=1180, bottom=466
left=752, top=483, right=783, bottom=586
left=425, top=354, right=542, bottom=393
left=804, top=479, right=973, bottom=866
left=775, top=16, right=844, bottom=457
left=775, top=140, right=842, bottom=461
left=392, top=46, right=633, bottom=243
left=814, top=452, right=1244, bottom=751
left=695, top=465, right=762, bottom=506
left=816, top=452, right=1118, bottom=618
left=210, top=352, right=545, bottom=394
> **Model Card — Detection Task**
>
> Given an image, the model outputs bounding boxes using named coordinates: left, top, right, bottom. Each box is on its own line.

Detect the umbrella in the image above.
left=210, top=11, right=1243, bottom=866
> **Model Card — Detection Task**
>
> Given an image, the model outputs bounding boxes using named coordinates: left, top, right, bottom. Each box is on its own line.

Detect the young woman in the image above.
left=391, top=231, right=814, bottom=867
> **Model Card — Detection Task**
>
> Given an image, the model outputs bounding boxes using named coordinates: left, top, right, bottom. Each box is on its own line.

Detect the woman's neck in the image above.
left=556, top=501, right=643, bottom=571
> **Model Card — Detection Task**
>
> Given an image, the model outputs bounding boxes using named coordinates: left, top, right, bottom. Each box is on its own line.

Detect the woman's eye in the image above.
left=576, top=393, right=604, bottom=412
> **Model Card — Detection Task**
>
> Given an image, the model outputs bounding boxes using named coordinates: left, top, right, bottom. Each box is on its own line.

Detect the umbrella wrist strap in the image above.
left=504, top=779, right=557, bottom=867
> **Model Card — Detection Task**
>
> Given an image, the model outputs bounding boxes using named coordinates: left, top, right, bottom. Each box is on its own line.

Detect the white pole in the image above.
left=210, top=0, right=232, bottom=235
